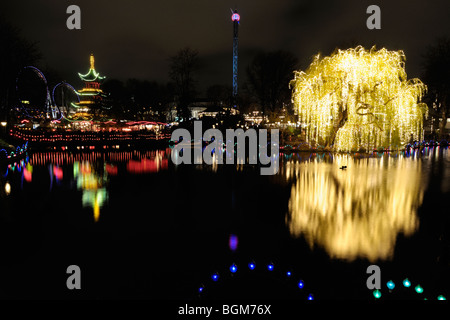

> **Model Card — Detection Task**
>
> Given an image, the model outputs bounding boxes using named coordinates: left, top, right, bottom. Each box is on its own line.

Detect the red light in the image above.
left=126, top=158, right=168, bottom=174
left=105, top=164, right=118, bottom=176
left=53, top=166, right=63, bottom=181
left=24, top=168, right=32, bottom=182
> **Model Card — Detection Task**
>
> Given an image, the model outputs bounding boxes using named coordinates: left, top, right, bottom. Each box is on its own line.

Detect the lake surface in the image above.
left=0, top=147, right=449, bottom=300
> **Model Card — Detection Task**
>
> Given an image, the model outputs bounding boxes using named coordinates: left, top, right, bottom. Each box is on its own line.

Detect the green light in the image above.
left=403, top=278, right=411, bottom=288
left=415, top=285, right=423, bottom=294
left=437, top=295, right=446, bottom=300
left=386, top=280, right=395, bottom=290
left=373, top=289, right=382, bottom=299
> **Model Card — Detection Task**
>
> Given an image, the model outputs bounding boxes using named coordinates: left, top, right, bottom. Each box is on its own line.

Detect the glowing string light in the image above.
left=78, top=54, right=106, bottom=82
left=198, top=258, right=319, bottom=300
left=373, top=290, right=382, bottom=299
left=403, top=278, right=411, bottom=288
left=387, top=280, right=395, bottom=290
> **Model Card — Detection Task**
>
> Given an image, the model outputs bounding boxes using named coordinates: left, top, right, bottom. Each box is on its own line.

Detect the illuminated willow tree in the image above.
left=290, top=46, right=428, bottom=151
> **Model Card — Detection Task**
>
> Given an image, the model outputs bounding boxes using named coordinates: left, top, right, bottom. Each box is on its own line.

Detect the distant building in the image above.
left=164, top=98, right=239, bottom=123
left=244, top=110, right=266, bottom=125
left=198, top=105, right=225, bottom=118
left=189, top=101, right=209, bottom=119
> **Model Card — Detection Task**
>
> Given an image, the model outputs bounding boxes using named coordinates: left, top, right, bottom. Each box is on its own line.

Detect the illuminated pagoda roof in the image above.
left=66, top=53, right=107, bottom=121
left=78, top=54, right=106, bottom=82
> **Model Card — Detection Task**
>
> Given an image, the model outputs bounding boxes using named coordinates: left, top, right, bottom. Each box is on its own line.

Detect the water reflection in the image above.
left=0, top=149, right=170, bottom=222
left=286, top=154, right=425, bottom=262
left=127, top=151, right=168, bottom=173
left=73, top=161, right=108, bottom=222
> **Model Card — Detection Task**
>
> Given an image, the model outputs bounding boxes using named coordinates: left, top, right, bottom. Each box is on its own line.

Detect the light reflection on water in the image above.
left=0, top=149, right=171, bottom=222
left=73, top=161, right=108, bottom=222
left=1, top=147, right=446, bottom=263
left=286, top=153, right=425, bottom=262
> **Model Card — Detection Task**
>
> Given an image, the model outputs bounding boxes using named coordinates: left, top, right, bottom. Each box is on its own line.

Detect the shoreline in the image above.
left=279, top=142, right=449, bottom=154
left=2, top=129, right=448, bottom=159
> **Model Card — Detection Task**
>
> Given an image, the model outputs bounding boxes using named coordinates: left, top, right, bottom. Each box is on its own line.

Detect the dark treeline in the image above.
left=244, top=50, right=299, bottom=122
left=422, top=37, right=450, bottom=139
left=0, top=16, right=41, bottom=121
left=102, top=78, right=175, bottom=122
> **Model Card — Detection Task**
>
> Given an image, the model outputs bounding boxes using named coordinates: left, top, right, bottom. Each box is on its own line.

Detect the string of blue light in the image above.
left=198, top=260, right=315, bottom=301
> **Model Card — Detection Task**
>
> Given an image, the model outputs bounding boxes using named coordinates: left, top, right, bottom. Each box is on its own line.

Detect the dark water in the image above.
left=0, top=147, right=449, bottom=300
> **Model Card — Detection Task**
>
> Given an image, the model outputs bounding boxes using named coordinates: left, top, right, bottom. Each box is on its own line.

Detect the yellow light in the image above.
left=93, top=198, right=100, bottom=222
left=5, top=182, right=11, bottom=195
left=0, top=122, right=6, bottom=127
left=78, top=88, right=103, bottom=93
left=290, top=46, right=427, bottom=151
left=90, top=54, right=95, bottom=70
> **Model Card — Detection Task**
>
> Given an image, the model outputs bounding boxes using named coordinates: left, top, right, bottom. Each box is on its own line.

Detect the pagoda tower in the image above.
left=71, top=54, right=106, bottom=120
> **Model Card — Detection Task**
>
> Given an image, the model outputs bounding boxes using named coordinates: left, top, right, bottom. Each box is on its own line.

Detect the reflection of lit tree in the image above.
left=290, top=47, right=428, bottom=151
left=287, top=155, right=424, bottom=262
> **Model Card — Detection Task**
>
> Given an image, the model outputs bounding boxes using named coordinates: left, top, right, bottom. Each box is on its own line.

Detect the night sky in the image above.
left=1, top=0, right=449, bottom=94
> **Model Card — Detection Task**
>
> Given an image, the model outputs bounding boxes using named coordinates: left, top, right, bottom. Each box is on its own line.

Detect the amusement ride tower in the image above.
left=231, top=9, right=240, bottom=108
